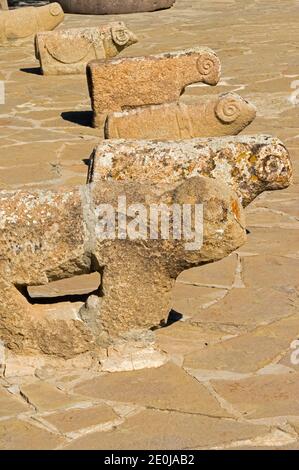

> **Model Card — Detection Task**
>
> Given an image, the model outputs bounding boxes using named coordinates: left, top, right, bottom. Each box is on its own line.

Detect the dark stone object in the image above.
left=51, top=0, right=175, bottom=15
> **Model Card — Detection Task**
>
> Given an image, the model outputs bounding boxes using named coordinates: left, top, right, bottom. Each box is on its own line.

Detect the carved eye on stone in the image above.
left=256, top=145, right=292, bottom=184
left=111, top=27, right=130, bottom=46
left=215, top=95, right=241, bottom=123
left=49, top=3, right=62, bottom=16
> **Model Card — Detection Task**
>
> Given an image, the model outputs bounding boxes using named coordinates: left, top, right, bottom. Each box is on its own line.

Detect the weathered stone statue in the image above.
left=0, top=3, right=64, bottom=44
left=51, top=0, right=175, bottom=15
left=87, top=48, right=221, bottom=127
left=35, top=23, right=138, bottom=75
left=105, top=93, right=257, bottom=140
left=0, top=177, right=245, bottom=357
left=88, top=135, right=292, bottom=207
left=0, top=0, right=8, bottom=10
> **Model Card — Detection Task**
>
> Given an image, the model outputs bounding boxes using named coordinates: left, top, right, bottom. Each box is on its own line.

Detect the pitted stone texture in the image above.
left=0, top=187, right=95, bottom=357
left=106, top=93, right=256, bottom=140
left=89, top=177, right=245, bottom=341
left=52, top=0, right=175, bottom=15
left=0, top=177, right=246, bottom=357
left=87, top=48, right=221, bottom=126
left=0, top=3, right=64, bottom=43
left=35, top=23, right=138, bottom=75
left=89, top=135, right=292, bottom=207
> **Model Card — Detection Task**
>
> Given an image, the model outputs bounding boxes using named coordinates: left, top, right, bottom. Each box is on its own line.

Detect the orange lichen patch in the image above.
left=231, top=198, right=241, bottom=221
left=249, top=154, right=258, bottom=164
left=237, top=151, right=250, bottom=163
left=231, top=167, right=240, bottom=177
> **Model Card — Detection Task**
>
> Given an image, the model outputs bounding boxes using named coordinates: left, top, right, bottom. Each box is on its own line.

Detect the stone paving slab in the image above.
left=42, top=403, right=118, bottom=434
left=172, top=284, right=227, bottom=318
left=211, top=373, right=299, bottom=420
left=0, top=387, right=30, bottom=418
left=184, top=315, right=299, bottom=373
left=0, top=0, right=299, bottom=450
left=242, top=255, right=299, bottom=291
left=177, top=254, right=238, bottom=289
left=0, top=418, right=66, bottom=450
left=155, top=322, right=229, bottom=359
left=74, top=362, right=231, bottom=417
left=188, top=287, right=297, bottom=330
left=63, top=409, right=270, bottom=450
left=20, top=381, right=88, bottom=411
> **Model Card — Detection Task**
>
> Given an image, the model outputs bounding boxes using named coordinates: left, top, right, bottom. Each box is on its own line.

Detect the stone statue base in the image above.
left=51, top=0, right=175, bottom=15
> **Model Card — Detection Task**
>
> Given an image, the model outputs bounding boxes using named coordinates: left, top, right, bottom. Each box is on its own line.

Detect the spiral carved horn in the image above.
left=215, top=93, right=242, bottom=123
left=49, top=2, right=63, bottom=16
left=196, top=51, right=221, bottom=85
left=255, top=144, right=292, bottom=186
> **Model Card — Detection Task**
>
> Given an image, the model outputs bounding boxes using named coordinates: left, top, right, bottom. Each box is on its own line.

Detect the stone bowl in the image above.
left=51, top=0, right=175, bottom=15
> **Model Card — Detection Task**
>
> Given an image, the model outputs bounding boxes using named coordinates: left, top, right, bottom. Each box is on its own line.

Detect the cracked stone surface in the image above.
left=0, top=0, right=299, bottom=450
left=0, top=387, right=30, bottom=417
left=63, top=409, right=270, bottom=450
left=74, top=362, right=232, bottom=417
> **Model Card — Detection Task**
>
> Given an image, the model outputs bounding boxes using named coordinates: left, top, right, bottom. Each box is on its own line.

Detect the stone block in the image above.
left=0, top=418, right=65, bottom=450
left=43, top=403, right=118, bottom=434
left=0, top=177, right=245, bottom=357
left=105, top=93, right=256, bottom=139
left=89, top=135, right=292, bottom=207
left=212, top=373, right=299, bottom=419
left=51, top=0, right=176, bottom=15
left=35, top=23, right=138, bottom=75
left=63, top=409, right=270, bottom=450
left=0, top=3, right=64, bottom=44
left=87, top=47, right=221, bottom=126
left=74, top=362, right=230, bottom=417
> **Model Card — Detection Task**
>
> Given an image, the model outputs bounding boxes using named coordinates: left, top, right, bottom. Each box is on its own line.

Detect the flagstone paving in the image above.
left=0, top=0, right=298, bottom=450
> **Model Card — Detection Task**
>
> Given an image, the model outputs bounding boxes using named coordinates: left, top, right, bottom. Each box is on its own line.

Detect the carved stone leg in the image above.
left=0, top=177, right=246, bottom=355
left=89, top=177, right=246, bottom=341
left=93, top=246, right=174, bottom=342
left=0, top=271, right=94, bottom=358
